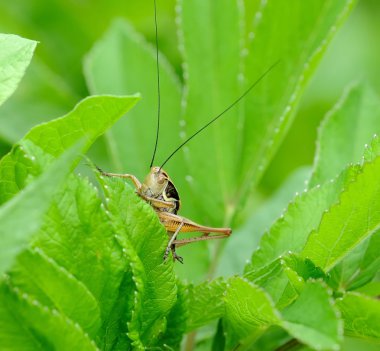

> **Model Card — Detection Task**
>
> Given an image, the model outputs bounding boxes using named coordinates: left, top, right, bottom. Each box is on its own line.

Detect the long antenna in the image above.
left=159, top=60, right=280, bottom=169
left=149, top=0, right=161, bottom=168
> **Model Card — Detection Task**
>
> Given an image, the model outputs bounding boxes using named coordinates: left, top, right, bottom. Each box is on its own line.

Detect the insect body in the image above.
left=97, top=166, right=232, bottom=263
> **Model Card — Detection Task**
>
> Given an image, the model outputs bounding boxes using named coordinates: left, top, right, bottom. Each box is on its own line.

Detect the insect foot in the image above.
left=163, top=245, right=184, bottom=264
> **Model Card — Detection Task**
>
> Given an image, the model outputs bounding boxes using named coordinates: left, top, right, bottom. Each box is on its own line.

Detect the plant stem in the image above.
left=275, top=338, right=301, bottom=351
left=184, top=331, right=196, bottom=351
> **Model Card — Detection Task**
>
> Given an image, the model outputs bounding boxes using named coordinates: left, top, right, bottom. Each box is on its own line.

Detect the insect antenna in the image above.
left=159, top=60, right=281, bottom=169
left=149, top=0, right=161, bottom=168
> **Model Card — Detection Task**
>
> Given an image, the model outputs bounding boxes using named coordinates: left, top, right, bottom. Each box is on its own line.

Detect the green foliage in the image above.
left=2, top=1, right=380, bottom=351
left=0, top=34, right=36, bottom=107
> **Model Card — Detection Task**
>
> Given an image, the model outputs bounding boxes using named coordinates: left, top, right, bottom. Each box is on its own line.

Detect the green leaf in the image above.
left=0, top=281, right=98, bottom=351
left=97, top=175, right=177, bottom=347
left=245, top=167, right=354, bottom=273
left=224, top=279, right=341, bottom=351
left=33, top=176, right=127, bottom=348
left=186, top=278, right=227, bottom=332
left=0, top=142, right=81, bottom=275
left=0, top=94, right=139, bottom=204
left=328, top=230, right=380, bottom=291
left=84, top=19, right=182, bottom=181
left=302, top=155, right=380, bottom=271
left=245, top=254, right=326, bottom=309
left=336, top=292, right=380, bottom=340
left=355, top=281, right=380, bottom=297
left=281, top=281, right=342, bottom=351
left=245, top=128, right=380, bottom=278
left=0, top=34, right=37, bottom=107
left=310, top=83, right=380, bottom=187
left=156, top=281, right=188, bottom=350
left=224, top=277, right=281, bottom=349
left=9, top=248, right=101, bottom=337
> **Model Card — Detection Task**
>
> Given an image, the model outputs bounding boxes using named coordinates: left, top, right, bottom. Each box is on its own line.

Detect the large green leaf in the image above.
left=0, top=34, right=36, bottom=107
left=0, top=94, right=139, bottom=204
left=179, top=0, right=356, bottom=225
left=0, top=142, right=81, bottom=275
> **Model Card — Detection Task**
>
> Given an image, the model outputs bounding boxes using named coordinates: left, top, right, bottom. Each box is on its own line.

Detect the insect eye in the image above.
left=158, top=176, right=166, bottom=184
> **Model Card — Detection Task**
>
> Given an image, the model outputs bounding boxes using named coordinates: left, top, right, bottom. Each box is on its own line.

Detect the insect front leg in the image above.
left=140, top=195, right=177, bottom=211
left=96, top=168, right=142, bottom=191
left=163, top=221, right=184, bottom=263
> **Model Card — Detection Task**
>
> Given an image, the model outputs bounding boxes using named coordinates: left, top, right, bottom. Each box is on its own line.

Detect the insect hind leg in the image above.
left=163, top=221, right=184, bottom=263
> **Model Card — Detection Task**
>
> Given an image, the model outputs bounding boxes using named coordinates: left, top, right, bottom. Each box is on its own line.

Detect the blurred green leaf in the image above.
left=178, top=0, right=243, bottom=225
left=179, top=0, right=356, bottom=226
left=310, top=83, right=380, bottom=187
left=355, top=281, right=380, bottom=297
left=0, top=60, right=78, bottom=144
left=0, top=94, right=139, bottom=204
left=337, top=292, right=380, bottom=340
left=0, top=34, right=36, bottom=107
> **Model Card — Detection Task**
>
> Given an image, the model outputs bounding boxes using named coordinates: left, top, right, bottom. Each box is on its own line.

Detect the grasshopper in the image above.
left=96, top=1, right=279, bottom=263
left=97, top=166, right=231, bottom=263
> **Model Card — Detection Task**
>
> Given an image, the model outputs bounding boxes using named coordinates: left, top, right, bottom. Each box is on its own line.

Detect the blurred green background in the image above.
left=0, top=0, right=379, bottom=196
left=0, top=0, right=380, bottom=194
